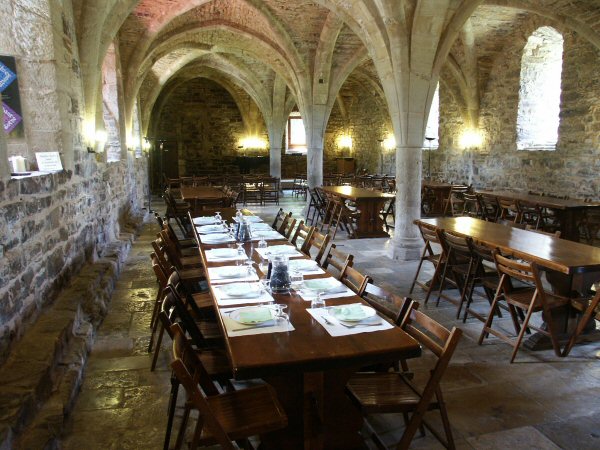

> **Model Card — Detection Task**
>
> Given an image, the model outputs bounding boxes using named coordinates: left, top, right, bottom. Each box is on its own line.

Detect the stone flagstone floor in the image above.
left=62, top=194, right=600, bottom=449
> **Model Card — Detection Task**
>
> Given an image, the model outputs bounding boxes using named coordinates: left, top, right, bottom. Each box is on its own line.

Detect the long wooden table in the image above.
left=197, top=211, right=421, bottom=449
left=476, top=190, right=600, bottom=242
left=422, top=181, right=453, bottom=215
left=415, top=217, right=600, bottom=351
left=321, top=185, right=394, bottom=238
left=179, top=185, right=227, bottom=201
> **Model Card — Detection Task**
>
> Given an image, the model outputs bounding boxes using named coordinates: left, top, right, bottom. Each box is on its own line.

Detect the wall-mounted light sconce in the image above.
left=239, top=137, right=267, bottom=151
left=459, top=128, right=483, bottom=150
left=383, top=135, right=396, bottom=151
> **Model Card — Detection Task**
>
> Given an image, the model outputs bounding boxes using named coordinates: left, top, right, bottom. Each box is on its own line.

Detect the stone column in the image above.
left=306, top=105, right=327, bottom=189
left=270, top=146, right=282, bottom=178
left=391, top=145, right=423, bottom=261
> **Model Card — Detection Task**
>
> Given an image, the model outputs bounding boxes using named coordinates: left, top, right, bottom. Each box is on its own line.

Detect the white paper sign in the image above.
left=35, top=152, right=63, bottom=172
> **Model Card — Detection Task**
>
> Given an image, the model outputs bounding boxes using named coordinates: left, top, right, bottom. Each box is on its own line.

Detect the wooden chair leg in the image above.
left=509, top=303, right=536, bottom=363
left=163, top=377, right=180, bottom=450
left=151, top=324, right=165, bottom=371
left=563, top=293, right=600, bottom=356
left=478, top=284, right=503, bottom=344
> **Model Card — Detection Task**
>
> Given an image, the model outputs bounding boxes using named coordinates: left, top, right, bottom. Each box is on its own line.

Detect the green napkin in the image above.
left=333, top=305, right=365, bottom=321
left=238, top=308, right=272, bottom=323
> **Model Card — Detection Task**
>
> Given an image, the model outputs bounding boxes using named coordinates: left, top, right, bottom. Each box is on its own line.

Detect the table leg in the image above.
left=261, top=368, right=366, bottom=450
left=353, top=199, right=389, bottom=238
left=524, top=270, right=600, bottom=351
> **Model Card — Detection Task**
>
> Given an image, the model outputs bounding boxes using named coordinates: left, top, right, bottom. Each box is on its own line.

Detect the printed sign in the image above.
left=35, top=152, right=63, bottom=172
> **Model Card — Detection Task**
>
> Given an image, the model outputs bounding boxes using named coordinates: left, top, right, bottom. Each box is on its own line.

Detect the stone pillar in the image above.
left=306, top=105, right=327, bottom=189
left=270, top=146, right=282, bottom=178
left=391, top=145, right=423, bottom=261
left=307, top=145, right=323, bottom=188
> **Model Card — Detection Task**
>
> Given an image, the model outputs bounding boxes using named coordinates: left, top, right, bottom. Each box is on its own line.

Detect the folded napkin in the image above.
left=219, top=306, right=294, bottom=336
left=251, top=231, right=284, bottom=241
left=250, top=222, right=273, bottom=231
left=306, top=306, right=392, bottom=337
left=193, top=216, right=217, bottom=225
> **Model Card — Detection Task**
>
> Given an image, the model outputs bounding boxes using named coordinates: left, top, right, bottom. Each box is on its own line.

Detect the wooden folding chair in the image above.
left=321, top=244, right=354, bottom=280
left=409, top=223, right=444, bottom=304
left=170, top=325, right=287, bottom=450
left=442, top=184, right=469, bottom=216
left=277, top=214, right=297, bottom=240
left=340, top=263, right=372, bottom=296
left=564, top=290, right=600, bottom=356
left=477, top=193, right=500, bottom=222
left=271, top=208, right=288, bottom=230
left=478, top=252, right=570, bottom=363
left=362, top=283, right=414, bottom=326
left=301, top=229, right=331, bottom=264
left=346, top=303, right=462, bottom=450
left=498, top=198, right=522, bottom=223
left=290, top=220, right=315, bottom=251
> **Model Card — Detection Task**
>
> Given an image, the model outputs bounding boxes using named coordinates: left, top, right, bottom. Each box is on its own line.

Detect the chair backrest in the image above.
left=417, top=223, right=441, bottom=256
left=462, top=193, right=480, bottom=217
left=493, top=251, right=537, bottom=294
left=340, top=264, right=372, bottom=296
left=170, top=326, right=233, bottom=450
left=498, top=198, right=521, bottom=222
left=151, top=252, right=169, bottom=291
left=165, top=280, right=210, bottom=348
left=400, top=303, right=462, bottom=360
left=159, top=229, right=184, bottom=268
left=321, top=244, right=354, bottom=279
left=361, top=283, right=414, bottom=324
left=278, top=214, right=297, bottom=239
left=437, top=230, right=472, bottom=264
left=271, top=208, right=287, bottom=230
left=152, top=238, right=174, bottom=275
left=525, top=224, right=561, bottom=237
left=302, top=229, right=331, bottom=263
left=477, top=194, right=500, bottom=222
left=290, top=220, right=315, bottom=249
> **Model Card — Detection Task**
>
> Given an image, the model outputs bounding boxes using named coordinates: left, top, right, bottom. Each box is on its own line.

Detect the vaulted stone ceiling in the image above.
left=94, top=0, right=600, bottom=137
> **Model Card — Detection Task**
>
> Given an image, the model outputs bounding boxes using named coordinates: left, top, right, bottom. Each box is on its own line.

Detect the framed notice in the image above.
left=0, top=56, right=24, bottom=138
left=35, top=152, right=63, bottom=172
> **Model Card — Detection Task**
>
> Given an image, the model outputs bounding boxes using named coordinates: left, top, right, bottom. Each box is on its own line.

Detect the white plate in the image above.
left=197, top=224, right=227, bottom=234
left=208, top=248, right=239, bottom=258
left=253, top=231, right=282, bottom=238
left=303, top=278, right=340, bottom=291
left=193, top=216, right=217, bottom=225
left=235, top=215, right=263, bottom=223
left=289, top=259, right=319, bottom=271
left=250, top=223, right=273, bottom=231
left=220, top=283, right=262, bottom=298
left=201, top=233, right=231, bottom=242
left=213, top=266, right=246, bottom=278
left=330, top=304, right=376, bottom=322
left=266, top=245, right=299, bottom=255
left=229, top=306, right=274, bottom=324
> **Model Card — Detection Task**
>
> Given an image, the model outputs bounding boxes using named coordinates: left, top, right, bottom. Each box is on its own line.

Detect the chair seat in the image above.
left=180, top=246, right=200, bottom=257
left=197, top=385, right=287, bottom=445
left=191, top=292, right=215, bottom=310
left=505, top=289, right=569, bottom=311
left=179, top=267, right=206, bottom=281
left=347, top=372, right=440, bottom=415
left=180, top=255, right=203, bottom=267
left=198, top=348, right=232, bottom=378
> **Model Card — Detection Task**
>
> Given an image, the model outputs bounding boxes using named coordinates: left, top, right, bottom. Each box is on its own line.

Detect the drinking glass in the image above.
left=273, top=304, right=289, bottom=326
left=311, top=291, right=326, bottom=309
left=245, top=258, right=254, bottom=276
left=214, top=211, right=222, bottom=225
left=236, top=242, right=245, bottom=265
left=290, top=270, right=304, bottom=291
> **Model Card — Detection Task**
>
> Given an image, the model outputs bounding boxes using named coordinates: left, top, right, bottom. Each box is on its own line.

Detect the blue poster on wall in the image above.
left=0, top=56, right=24, bottom=137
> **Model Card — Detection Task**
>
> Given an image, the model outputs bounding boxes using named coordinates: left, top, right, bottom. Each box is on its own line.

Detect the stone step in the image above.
left=0, top=225, right=142, bottom=449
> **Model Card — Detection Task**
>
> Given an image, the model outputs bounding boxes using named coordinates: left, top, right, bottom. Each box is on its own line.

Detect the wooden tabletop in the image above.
left=416, top=217, right=600, bottom=275
left=476, top=190, right=600, bottom=210
left=422, top=181, right=454, bottom=189
left=199, top=235, right=421, bottom=380
left=180, top=186, right=227, bottom=201
left=321, top=185, right=395, bottom=200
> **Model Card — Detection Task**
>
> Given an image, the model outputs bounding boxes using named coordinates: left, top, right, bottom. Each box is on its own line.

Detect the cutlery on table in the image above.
left=231, top=323, right=276, bottom=332
left=338, top=321, right=383, bottom=329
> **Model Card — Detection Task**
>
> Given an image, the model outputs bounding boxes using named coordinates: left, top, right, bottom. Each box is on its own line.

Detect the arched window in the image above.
left=423, top=84, right=439, bottom=149
left=286, top=110, right=307, bottom=154
left=516, top=27, right=563, bottom=150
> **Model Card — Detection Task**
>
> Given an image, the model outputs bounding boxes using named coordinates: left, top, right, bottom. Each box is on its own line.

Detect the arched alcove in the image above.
left=516, top=26, right=564, bottom=151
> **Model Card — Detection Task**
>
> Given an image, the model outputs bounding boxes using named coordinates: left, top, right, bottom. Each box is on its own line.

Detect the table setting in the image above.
left=255, top=244, right=305, bottom=259
left=207, top=265, right=260, bottom=284
left=297, top=277, right=355, bottom=300
left=196, top=224, right=229, bottom=234
left=250, top=229, right=285, bottom=241
left=192, top=216, right=217, bottom=226
left=205, top=247, right=248, bottom=262
left=212, top=281, right=274, bottom=306
left=306, top=303, right=393, bottom=336
left=200, top=233, right=235, bottom=244
left=219, top=305, right=294, bottom=336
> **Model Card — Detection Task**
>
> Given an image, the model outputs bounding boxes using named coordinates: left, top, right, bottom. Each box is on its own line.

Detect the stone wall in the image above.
left=432, top=18, right=600, bottom=198
left=0, top=0, right=148, bottom=363
left=325, top=83, right=391, bottom=175
left=154, top=77, right=268, bottom=176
